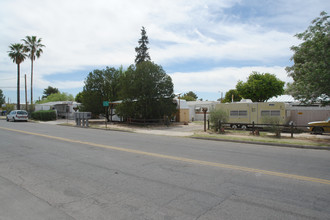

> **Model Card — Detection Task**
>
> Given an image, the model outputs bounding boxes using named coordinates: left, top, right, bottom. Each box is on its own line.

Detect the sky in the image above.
left=1, top=0, right=329, bottom=103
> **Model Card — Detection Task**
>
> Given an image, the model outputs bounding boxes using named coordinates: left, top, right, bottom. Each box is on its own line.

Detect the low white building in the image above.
left=174, top=99, right=190, bottom=122
left=35, top=101, right=81, bottom=119
left=187, top=101, right=219, bottom=121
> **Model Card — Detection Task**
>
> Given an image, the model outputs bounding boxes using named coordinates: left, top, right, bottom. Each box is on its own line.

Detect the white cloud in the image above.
left=0, top=0, right=329, bottom=101
left=1, top=0, right=298, bottom=70
left=35, top=78, right=84, bottom=91
left=170, top=66, right=291, bottom=94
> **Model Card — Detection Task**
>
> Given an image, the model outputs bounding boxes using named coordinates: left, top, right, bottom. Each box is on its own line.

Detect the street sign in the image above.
left=103, top=101, right=109, bottom=107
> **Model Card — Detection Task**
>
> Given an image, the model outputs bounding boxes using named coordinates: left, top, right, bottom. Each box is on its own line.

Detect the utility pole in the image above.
left=25, top=74, right=28, bottom=111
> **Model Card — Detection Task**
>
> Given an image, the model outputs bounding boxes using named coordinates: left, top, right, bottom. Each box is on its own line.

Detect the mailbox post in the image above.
left=202, top=107, right=208, bottom=132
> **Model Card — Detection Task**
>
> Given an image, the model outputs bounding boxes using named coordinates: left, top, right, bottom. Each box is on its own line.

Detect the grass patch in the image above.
left=192, top=132, right=330, bottom=147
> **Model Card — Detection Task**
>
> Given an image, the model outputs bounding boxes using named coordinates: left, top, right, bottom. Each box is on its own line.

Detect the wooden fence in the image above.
left=208, top=120, right=330, bottom=138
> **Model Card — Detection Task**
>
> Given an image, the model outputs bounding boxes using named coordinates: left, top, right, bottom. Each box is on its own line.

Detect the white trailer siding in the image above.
left=287, top=105, right=330, bottom=126
left=215, top=102, right=287, bottom=126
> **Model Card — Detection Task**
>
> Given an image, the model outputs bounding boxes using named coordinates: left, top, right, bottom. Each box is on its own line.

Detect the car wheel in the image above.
left=313, top=127, right=323, bottom=135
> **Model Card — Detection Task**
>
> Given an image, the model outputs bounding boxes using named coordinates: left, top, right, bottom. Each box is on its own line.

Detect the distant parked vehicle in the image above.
left=308, top=117, right=330, bottom=134
left=6, top=110, right=28, bottom=122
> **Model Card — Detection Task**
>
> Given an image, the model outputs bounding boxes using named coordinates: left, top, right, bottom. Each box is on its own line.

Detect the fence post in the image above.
left=291, top=122, right=294, bottom=138
left=207, top=119, right=210, bottom=130
left=252, top=121, right=255, bottom=135
left=276, top=123, right=281, bottom=138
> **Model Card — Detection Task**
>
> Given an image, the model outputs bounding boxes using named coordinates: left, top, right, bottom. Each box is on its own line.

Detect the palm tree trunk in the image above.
left=17, top=63, right=20, bottom=110
left=30, top=58, right=34, bottom=105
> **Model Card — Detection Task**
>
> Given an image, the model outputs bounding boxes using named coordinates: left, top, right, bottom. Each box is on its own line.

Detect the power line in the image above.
left=0, top=77, right=17, bottom=80
left=0, top=86, right=27, bottom=89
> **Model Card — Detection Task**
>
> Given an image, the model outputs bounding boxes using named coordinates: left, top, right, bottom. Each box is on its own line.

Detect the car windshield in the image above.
left=17, top=111, right=28, bottom=115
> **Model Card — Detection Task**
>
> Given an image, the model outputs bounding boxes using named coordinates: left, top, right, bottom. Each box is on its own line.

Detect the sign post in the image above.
left=103, top=101, right=110, bottom=128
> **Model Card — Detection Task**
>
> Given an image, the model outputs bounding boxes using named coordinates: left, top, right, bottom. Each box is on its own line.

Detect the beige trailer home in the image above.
left=215, top=100, right=288, bottom=129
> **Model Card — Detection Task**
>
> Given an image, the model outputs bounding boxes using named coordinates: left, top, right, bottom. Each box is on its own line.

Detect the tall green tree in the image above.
left=286, top=11, right=330, bottom=105
left=135, top=26, right=151, bottom=65
left=0, top=89, right=5, bottom=107
left=42, top=86, right=59, bottom=99
left=181, top=91, right=198, bottom=101
left=36, top=92, right=74, bottom=104
left=236, top=72, right=285, bottom=102
left=75, top=92, right=84, bottom=103
left=22, top=36, right=45, bottom=105
left=223, top=89, right=241, bottom=103
left=8, top=43, right=27, bottom=110
left=117, top=61, right=176, bottom=120
left=81, top=67, right=123, bottom=118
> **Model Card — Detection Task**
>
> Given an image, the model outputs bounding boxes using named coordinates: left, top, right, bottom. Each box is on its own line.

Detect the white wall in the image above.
left=187, top=101, right=219, bottom=121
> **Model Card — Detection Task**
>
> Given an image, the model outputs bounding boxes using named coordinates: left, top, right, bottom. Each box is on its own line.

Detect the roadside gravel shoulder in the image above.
left=82, top=120, right=330, bottom=149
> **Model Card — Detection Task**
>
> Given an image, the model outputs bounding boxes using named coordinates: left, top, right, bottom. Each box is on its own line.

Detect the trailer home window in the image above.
left=239, top=110, right=247, bottom=116
left=271, top=110, right=280, bottom=116
left=230, top=110, right=247, bottom=117
left=261, top=110, right=280, bottom=116
left=261, top=111, right=270, bottom=116
left=230, top=111, right=238, bottom=116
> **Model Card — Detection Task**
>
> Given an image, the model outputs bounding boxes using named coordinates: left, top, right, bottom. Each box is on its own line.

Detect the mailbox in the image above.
left=74, top=112, right=92, bottom=127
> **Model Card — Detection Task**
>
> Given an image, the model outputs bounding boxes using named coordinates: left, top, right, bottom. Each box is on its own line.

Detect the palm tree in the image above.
left=8, top=43, right=27, bottom=110
left=22, top=36, right=45, bottom=105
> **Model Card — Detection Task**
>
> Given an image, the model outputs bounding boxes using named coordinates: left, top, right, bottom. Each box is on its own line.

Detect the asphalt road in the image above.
left=0, top=120, right=330, bottom=220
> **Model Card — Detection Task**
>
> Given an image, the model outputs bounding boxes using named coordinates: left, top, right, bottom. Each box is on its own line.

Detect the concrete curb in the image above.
left=191, top=137, right=330, bottom=150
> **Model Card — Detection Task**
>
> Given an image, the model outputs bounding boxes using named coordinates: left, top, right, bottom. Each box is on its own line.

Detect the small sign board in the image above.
left=103, top=101, right=109, bottom=107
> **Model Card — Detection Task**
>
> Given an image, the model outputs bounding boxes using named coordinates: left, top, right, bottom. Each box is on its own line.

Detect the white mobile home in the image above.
left=35, top=101, right=81, bottom=119
left=215, top=98, right=330, bottom=129
left=215, top=100, right=288, bottom=128
left=286, top=104, right=330, bottom=126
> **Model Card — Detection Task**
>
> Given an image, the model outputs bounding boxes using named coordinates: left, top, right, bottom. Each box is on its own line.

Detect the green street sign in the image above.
left=103, top=101, right=109, bottom=107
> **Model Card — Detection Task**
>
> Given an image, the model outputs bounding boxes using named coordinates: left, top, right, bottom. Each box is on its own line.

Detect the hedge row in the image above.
left=31, top=110, right=56, bottom=121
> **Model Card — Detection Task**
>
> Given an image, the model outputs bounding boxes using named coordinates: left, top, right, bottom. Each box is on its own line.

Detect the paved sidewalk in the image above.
left=37, top=119, right=198, bottom=137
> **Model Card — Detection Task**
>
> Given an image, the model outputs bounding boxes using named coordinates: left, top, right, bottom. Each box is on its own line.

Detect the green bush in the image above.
left=262, top=116, right=281, bottom=137
left=4, top=104, right=15, bottom=113
left=209, top=108, right=229, bottom=131
left=31, top=110, right=57, bottom=121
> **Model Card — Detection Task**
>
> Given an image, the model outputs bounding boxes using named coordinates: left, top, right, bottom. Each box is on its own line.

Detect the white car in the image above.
left=6, top=110, right=28, bottom=122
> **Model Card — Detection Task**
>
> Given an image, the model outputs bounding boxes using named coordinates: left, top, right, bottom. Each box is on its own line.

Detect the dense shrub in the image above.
left=31, top=110, right=56, bottom=121
left=209, top=108, right=229, bottom=131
